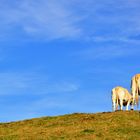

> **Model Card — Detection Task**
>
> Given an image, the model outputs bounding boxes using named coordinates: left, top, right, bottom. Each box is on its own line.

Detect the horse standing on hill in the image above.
left=131, top=74, right=140, bottom=110
left=112, top=86, right=133, bottom=111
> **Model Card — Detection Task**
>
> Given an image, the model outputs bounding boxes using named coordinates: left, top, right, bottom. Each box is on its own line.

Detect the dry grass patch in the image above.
left=0, top=111, right=140, bottom=139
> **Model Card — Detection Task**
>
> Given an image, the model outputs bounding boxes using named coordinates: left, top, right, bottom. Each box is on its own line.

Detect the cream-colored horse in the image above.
left=112, top=86, right=132, bottom=111
left=131, top=74, right=140, bottom=109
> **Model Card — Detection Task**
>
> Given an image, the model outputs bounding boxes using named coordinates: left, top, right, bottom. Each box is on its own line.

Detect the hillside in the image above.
left=0, top=111, right=140, bottom=140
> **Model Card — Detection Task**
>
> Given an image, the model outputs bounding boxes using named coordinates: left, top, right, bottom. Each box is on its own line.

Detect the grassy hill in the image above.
left=0, top=111, right=140, bottom=140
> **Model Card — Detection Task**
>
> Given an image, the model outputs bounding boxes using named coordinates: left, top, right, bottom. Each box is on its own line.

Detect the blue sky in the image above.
left=0, top=0, right=140, bottom=122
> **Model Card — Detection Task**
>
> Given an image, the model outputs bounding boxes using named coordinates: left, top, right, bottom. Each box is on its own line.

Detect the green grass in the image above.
left=0, top=111, right=140, bottom=140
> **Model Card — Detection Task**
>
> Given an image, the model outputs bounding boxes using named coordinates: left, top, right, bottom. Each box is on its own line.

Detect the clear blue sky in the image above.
left=0, top=0, right=140, bottom=122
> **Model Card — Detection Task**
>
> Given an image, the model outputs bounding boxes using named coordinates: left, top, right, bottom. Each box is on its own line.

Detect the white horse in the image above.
left=112, top=86, right=133, bottom=111
left=131, top=74, right=140, bottom=110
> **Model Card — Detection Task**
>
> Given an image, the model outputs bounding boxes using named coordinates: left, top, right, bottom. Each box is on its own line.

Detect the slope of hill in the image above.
left=0, top=111, right=140, bottom=140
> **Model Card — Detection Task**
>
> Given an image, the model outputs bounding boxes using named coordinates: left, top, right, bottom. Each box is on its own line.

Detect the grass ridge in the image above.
left=0, top=111, right=140, bottom=140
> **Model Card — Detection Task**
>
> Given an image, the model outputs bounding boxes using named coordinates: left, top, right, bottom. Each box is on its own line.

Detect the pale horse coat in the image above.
left=131, top=74, right=140, bottom=109
left=112, top=86, right=133, bottom=111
